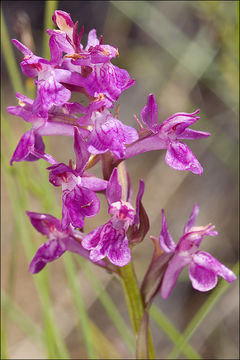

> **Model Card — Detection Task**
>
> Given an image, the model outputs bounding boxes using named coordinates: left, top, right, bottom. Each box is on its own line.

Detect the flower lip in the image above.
left=109, top=200, right=135, bottom=226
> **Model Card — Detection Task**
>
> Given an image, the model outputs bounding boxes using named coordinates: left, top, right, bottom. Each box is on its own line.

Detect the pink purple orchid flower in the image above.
left=27, top=211, right=107, bottom=274
left=126, top=94, right=210, bottom=175
left=158, top=204, right=237, bottom=298
left=8, top=9, right=236, bottom=314
left=47, top=128, right=107, bottom=230
left=81, top=168, right=145, bottom=266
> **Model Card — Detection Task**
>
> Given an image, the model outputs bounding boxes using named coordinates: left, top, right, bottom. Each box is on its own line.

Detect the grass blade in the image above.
left=76, top=257, right=135, bottom=354
left=1, top=10, right=24, bottom=94
left=64, top=253, right=98, bottom=359
left=2, top=291, right=43, bottom=345
left=149, top=305, right=201, bottom=359
left=2, top=114, right=69, bottom=359
left=43, top=1, right=59, bottom=59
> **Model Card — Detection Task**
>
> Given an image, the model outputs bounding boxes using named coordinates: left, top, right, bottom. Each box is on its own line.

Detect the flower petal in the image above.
left=87, top=111, right=138, bottom=158
left=28, top=239, right=66, bottom=274
left=63, top=186, right=100, bottom=229
left=160, top=254, right=191, bottom=299
left=165, top=141, right=203, bottom=175
left=141, top=94, right=159, bottom=133
left=134, top=180, right=145, bottom=225
left=159, top=110, right=200, bottom=137
left=183, top=203, right=199, bottom=234
left=26, top=211, right=61, bottom=236
left=74, top=127, right=90, bottom=174
left=189, top=260, right=218, bottom=292
left=80, top=176, right=108, bottom=191
left=107, top=230, right=131, bottom=266
left=86, top=29, right=99, bottom=50
left=33, top=76, right=71, bottom=116
left=106, top=168, right=122, bottom=205
left=178, top=128, right=210, bottom=140
left=192, top=251, right=237, bottom=286
left=125, top=133, right=167, bottom=159
left=159, top=209, right=176, bottom=253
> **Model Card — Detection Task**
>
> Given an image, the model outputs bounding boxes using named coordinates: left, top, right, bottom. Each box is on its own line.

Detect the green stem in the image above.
left=119, top=262, right=155, bottom=359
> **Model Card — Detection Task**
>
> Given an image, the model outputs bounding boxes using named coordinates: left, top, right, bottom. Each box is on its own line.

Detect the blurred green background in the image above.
left=1, top=1, right=239, bottom=359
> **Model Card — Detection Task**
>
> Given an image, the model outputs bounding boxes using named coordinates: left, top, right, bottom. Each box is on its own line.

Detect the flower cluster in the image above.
left=9, top=10, right=236, bottom=300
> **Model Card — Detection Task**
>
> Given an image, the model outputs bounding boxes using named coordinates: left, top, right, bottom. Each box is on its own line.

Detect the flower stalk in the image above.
left=118, top=262, right=155, bottom=359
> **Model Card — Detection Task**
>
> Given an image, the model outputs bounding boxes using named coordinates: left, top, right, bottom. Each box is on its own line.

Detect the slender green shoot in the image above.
left=1, top=10, right=24, bottom=94
left=63, top=253, right=98, bottom=359
left=149, top=305, right=201, bottom=359
left=76, top=257, right=135, bottom=354
left=43, top=1, right=59, bottom=59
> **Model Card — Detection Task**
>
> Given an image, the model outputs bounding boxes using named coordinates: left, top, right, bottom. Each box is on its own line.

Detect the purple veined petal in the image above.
left=178, top=128, right=210, bottom=140
left=81, top=176, right=108, bottom=191
left=86, top=224, right=112, bottom=263
left=74, top=127, right=90, bottom=174
left=192, top=251, right=237, bottom=285
left=72, top=21, right=81, bottom=52
left=48, top=163, right=73, bottom=186
left=20, top=54, right=49, bottom=78
left=125, top=133, right=167, bottom=159
left=83, top=63, right=135, bottom=102
left=165, top=141, right=203, bottom=175
left=33, top=149, right=58, bottom=165
left=159, top=110, right=200, bottom=137
left=10, top=130, right=44, bottom=165
left=106, top=167, right=122, bottom=205
left=28, top=239, right=66, bottom=274
left=134, top=180, right=145, bottom=225
left=61, top=197, right=71, bottom=230
left=52, top=10, right=74, bottom=36
left=188, top=259, right=218, bottom=292
left=47, top=29, right=74, bottom=54
left=7, top=104, right=41, bottom=123
left=54, top=68, right=86, bottom=87
left=177, top=224, right=217, bottom=252
left=90, top=45, right=119, bottom=64
left=112, top=64, right=135, bottom=93
left=160, top=253, right=191, bottom=299
left=33, top=76, right=71, bottom=116
left=62, top=236, right=89, bottom=257
left=49, top=35, right=62, bottom=65
left=107, top=230, right=131, bottom=266
left=26, top=211, right=62, bottom=236
left=64, top=185, right=100, bottom=228
left=141, top=94, right=159, bottom=133
left=183, top=204, right=199, bottom=234
left=12, top=39, right=32, bottom=55
left=159, top=209, right=176, bottom=253
left=65, top=102, right=87, bottom=115
left=86, top=29, right=99, bottom=50
left=15, top=92, right=34, bottom=105
left=64, top=235, right=108, bottom=267
left=87, top=112, right=138, bottom=158
left=36, top=122, right=75, bottom=137
left=82, top=225, right=103, bottom=250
